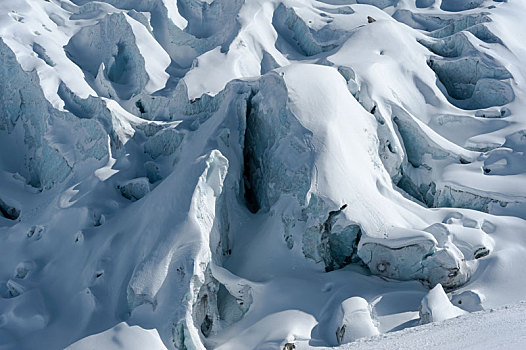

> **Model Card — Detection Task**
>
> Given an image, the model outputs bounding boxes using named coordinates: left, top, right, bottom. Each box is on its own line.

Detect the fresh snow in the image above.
left=66, top=322, right=167, bottom=350
left=304, top=302, right=526, bottom=350
left=1, top=0, right=526, bottom=349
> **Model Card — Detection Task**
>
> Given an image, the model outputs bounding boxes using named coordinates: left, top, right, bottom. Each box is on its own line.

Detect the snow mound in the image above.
left=66, top=322, right=167, bottom=350
left=320, top=297, right=379, bottom=345
left=419, top=284, right=467, bottom=324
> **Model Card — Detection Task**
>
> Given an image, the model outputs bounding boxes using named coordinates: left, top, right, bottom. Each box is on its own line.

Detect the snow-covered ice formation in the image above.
left=1, top=0, right=526, bottom=349
left=418, top=284, right=467, bottom=324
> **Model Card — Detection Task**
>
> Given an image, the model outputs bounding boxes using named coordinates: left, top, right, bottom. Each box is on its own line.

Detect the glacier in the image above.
left=1, top=0, right=526, bottom=349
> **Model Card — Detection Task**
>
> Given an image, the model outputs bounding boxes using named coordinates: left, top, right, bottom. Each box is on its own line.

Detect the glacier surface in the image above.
left=1, top=0, right=526, bottom=349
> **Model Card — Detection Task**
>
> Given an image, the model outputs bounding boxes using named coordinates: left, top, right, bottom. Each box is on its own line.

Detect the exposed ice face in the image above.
left=241, top=72, right=312, bottom=212
left=0, top=39, right=109, bottom=189
left=66, top=11, right=170, bottom=99
left=272, top=3, right=352, bottom=57
left=2, top=0, right=526, bottom=349
left=144, top=128, right=184, bottom=159
left=0, top=196, right=20, bottom=221
left=358, top=223, right=481, bottom=289
left=440, top=0, right=485, bottom=12
left=118, top=177, right=150, bottom=201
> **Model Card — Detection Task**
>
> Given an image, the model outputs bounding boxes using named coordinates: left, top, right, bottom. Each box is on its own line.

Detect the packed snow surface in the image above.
left=1, top=0, right=526, bottom=349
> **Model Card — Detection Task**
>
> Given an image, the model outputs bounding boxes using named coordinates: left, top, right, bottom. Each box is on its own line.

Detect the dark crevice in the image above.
left=319, top=204, right=363, bottom=272
left=0, top=198, right=20, bottom=220
left=323, top=204, right=347, bottom=233
left=135, top=100, right=146, bottom=114
left=108, top=42, right=130, bottom=85
left=387, top=141, right=395, bottom=154
left=242, top=94, right=260, bottom=213
left=201, top=314, right=212, bottom=337
left=474, top=247, right=490, bottom=259
left=197, top=293, right=212, bottom=337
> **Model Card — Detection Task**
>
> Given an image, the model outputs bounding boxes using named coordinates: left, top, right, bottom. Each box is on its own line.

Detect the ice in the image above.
left=359, top=226, right=473, bottom=289
left=416, top=0, right=435, bottom=9
left=65, top=13, right=158, bottom=99
left=273, top=4, right=347, bottom=56
left=118, top=177, right=150, bottom=201
left=2, top=0, right=526, bottom=349
left=419, top=284, right=466, bottom=324
left=440, top=0, right=485, bottom=13
left=145, top=161, right=162, bottom=183
left=144, top=128, right=184, bottom=160
left=0, top=197, right=20, bottom=220
left=428, top=56, right=514, bottom=109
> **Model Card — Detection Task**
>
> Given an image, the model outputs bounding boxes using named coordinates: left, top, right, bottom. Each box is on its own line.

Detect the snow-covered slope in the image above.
left=1, top=0, right=526, bottom=349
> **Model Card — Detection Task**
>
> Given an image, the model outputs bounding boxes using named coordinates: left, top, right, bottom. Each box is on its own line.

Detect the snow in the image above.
left=305, top=302, right=526, bottom=350
left=66, top=322, right=167, bottom=350
left=323, top=297, right=380, bottom=345
left=419, top=284, right=467, bottom=324
left=1, top=0, right=526, bottom=349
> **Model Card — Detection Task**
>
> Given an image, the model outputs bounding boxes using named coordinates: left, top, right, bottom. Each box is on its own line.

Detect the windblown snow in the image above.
left=1, top=0, right=526, bottom=349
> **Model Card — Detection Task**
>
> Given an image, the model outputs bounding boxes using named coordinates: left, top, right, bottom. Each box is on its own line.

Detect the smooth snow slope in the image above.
left=67, top=322, right=168, bottom=350
left=1, top=0, right=526, bottom=349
